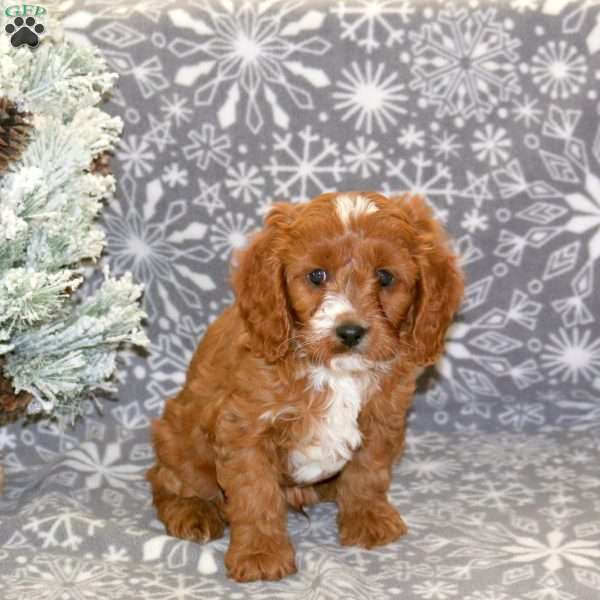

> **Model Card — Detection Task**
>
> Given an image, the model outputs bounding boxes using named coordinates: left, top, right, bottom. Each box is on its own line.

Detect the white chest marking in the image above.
left=289, top=356, right=378, bottom=484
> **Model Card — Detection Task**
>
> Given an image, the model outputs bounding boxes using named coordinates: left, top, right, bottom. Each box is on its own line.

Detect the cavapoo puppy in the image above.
left=147, top=191, right=464, bottom=582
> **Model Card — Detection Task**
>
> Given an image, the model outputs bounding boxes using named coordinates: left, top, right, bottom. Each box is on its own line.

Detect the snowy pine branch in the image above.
left=0, top=27, right=148, bottom=420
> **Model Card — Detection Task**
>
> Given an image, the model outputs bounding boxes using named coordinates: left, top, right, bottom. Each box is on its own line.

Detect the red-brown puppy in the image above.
left=147, top=191, right=464, bottom=582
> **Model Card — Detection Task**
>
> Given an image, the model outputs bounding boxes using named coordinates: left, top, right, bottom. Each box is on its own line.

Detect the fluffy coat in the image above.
left=147, top=191, right=464, bottom=582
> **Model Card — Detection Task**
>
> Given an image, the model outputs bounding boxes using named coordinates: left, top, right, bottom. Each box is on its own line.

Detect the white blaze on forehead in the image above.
left=310, top=293, right=354, bottom=336
left=334, top=194, right=378, bottom=228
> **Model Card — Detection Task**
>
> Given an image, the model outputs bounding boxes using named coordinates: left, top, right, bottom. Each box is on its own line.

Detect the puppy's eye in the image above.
left=376, top=269, right=394, bottom=287
left=308, top=269, right=327, bottom=286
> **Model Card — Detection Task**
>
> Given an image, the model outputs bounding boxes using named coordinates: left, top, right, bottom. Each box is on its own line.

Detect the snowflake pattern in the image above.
left=1, top=2, right=600, bottom=599
left=1, top=555, right=128, bottom=600
left=409, top=7, right=521, bottom=121
left=541, top=327, right=600, bottom=384
left=331, top=0, right=414, bottom=53
left=333, top=60, right=409, bottom=134
left=21, top=495, right=106, bottom=552
left=531, top=40, right=587, bottom=100
left=167, top=1, right=331, bottom=133
left=472, top=124, right=512, bottom=166
left=264, top=125, right=346, bottom=201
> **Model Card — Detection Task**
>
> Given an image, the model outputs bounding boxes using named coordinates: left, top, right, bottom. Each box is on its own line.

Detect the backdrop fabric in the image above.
left=1, top=2, right=599, bottom=598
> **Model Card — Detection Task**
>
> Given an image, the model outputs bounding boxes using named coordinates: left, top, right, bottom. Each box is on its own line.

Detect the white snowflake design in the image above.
left=117, top=135, right=156, bottom=178
left=564, top=170, right=600, bottom=263
left=384, top=152, right=466, bottom=207
left=1, top=555, right=128, bottom=600
left=541, top=328, right=600, bottom=384
left=512, top=94, right=543, bottom=128
left=168, top=1, right=331, bottom=133
left=161, top=162, right=188, bottom=188
left=183, top=124, right=231, bottom=169
left=264, top=125, right=346, bottom=201
left=21, top=495, right=106, bottom=552
left=333, top=60, right=408, bottom=134
left=410, top=7, right=521, bottom=121
left=331, top=0, right=413, bottom=54
left=343, top=136, right=383, bottom=178
left=209, top=211, right=257, bottom=260
left=431, top=130, right=462, bottom=160
left=501, top=529, right=600, bottom=572
left=398, top=124, right=425, bottom=149
left=531, top=40, right=587, bottom=100
left=60, top=441, right=146, bottom=490
left=471, top=124, right=512, bottom=166
left=104, top=178, right=215, bottom=319
left=159, top=92, right=193, bottom=127
left=225, top=162, right=265, bottom=204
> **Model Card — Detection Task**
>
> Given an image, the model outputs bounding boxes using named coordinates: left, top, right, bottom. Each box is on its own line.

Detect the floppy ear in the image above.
left=402, top=195, right=464, bottom=366
left=231, top=203, right=295, bottom=363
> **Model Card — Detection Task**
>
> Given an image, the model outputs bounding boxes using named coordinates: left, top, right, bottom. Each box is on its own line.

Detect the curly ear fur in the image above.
left=232, top=204, right=295, bottom=363
left=402, top=195, right=464, bottom=366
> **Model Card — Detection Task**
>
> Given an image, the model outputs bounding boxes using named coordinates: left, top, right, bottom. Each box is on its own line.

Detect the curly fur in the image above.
left=147, top=191, right=464, bottom=582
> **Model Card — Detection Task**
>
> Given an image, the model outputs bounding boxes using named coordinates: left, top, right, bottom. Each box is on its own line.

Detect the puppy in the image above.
left=147, top=191, right=464, bottom=582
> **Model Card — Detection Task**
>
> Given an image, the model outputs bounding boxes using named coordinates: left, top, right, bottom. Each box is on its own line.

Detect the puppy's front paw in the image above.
left=225, top=541, right=296, bottom=582
left=161, top=497, right=225, bottom=542
left=338, top=500, right=408, bottom=549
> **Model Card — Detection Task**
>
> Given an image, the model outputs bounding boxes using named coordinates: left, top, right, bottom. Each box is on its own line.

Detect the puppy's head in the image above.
left=233, top=192, right=464, bottom=367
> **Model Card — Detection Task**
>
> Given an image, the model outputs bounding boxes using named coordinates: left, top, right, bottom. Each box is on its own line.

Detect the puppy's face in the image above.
left=282, top=198, right=418, bottom=366
left=234, top=192, right=463, bottom=368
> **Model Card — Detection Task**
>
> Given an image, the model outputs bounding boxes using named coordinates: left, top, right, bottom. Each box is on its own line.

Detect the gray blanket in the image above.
left=1, top=2, right=599, bottom=598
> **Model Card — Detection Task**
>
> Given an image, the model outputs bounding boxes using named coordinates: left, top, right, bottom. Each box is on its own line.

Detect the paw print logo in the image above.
left=5, top=16, right=45, bottom=48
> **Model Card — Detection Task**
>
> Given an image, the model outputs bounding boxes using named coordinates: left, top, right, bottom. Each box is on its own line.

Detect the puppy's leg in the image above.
left=334, top=407, right=409, bottom=549
left=217, top=445, right=296, bottom=582
left=147, top=464, right=226, bottom=542
left=148, top=410, right=225, bottom=542
left=313, top=478, right=338, bottom=503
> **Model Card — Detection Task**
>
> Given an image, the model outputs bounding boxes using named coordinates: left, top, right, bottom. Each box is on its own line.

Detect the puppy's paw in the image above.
left=161, top=496, right=225, bottom=542
left=338, top=500, right=408, bottom=549
left=285, top=485, right=319, bottom=511
left=225, top=541, right=296, bottom=582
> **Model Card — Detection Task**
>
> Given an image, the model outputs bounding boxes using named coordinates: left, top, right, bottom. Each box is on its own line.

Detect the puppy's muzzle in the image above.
left=335, top=322, right=367, bottom=348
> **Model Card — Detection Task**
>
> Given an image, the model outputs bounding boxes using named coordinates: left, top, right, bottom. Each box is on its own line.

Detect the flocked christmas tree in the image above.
left=0, top=18, right=148, bottom=423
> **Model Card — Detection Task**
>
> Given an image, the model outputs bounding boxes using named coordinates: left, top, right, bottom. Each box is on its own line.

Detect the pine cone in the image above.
left=0, top=96, right=32, bottom=175
left=0, top=359, right=32, bottom=422
left=90, top=151, right=112, bottom=176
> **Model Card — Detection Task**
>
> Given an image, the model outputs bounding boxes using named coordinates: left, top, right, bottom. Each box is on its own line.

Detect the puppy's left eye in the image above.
left=308, top=269, right=327, bottom=286
left=376, top=269, right=394, bottom=287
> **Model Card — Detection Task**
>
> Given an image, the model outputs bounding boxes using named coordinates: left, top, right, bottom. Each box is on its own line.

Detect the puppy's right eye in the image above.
left=308, top=269, right=327, bottom=286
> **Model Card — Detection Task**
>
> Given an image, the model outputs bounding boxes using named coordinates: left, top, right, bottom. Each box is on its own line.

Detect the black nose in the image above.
left=336, top=323, right=367, bottom=348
